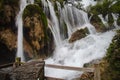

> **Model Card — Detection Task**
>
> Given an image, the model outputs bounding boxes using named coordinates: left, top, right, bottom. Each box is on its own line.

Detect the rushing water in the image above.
left=43, top=0, right=116, bottom=79
left=47, top=0, right=62, bottom=47
left=16, top=0, right=34, bottom=61
left=98, top=14, right=109, bottom=28
left=112, top=13, right=119, bottom=28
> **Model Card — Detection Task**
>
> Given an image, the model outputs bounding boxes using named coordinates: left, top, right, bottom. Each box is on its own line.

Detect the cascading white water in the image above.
left=112, top=13, right=119, bottom=28
left=62, top=4, right=96, bottom=37
left=98, top=14, right=109, bottom=28
left=16, top=0, right=34, bottom=61
left=47, top=0, right=62, bottom=47
left=45, top=31, right=115, bottom=79
left=44, top=0, right=116, bottom=79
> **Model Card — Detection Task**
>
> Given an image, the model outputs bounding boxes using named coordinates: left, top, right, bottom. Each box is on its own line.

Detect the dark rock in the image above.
left=0, top=71, right=11, bottom=80
left=12, top=60, right=45, bottom=80
left=0, top=67, right=13, bottom=80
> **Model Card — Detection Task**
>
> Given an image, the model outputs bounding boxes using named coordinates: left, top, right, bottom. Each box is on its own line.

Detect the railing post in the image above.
left=94, top=63, right=101, bottom=80
left=13, top=57, right=21, bottom=68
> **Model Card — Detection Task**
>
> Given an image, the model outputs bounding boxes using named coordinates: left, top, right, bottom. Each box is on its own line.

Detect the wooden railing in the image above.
left=0, top=63, right=13, bottom=69
left=0, top=58, right=101, bottom=80
left=45, top=64, right=101, bottom=80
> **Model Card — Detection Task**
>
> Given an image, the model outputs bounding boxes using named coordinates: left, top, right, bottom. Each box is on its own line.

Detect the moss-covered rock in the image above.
left=23, top=4, right=54, bottom=58
left=90, top=15, right=106, bottom=32
left=69, top=27, right=89, bottom=43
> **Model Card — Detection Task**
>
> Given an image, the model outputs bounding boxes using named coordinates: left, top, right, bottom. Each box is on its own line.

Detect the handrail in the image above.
left=45, top=64, right=94, bottom=72
left=0, top=63, right=13, bottom=69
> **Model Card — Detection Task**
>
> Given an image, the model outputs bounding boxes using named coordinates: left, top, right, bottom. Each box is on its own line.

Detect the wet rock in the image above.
left=69, top=27, right=89, bottom=43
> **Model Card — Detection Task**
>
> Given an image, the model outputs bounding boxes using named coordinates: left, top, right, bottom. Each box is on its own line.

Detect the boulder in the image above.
left=69, top=27, right=89, bottom=43
left=12, top=60, right=45, bottom=80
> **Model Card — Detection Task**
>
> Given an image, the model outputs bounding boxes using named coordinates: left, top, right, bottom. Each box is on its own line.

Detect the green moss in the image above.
left=90, top=0, right=114, bottom=17
left=105, top=30, right=120, bottom=80
left=23, top=4, right=48, bottom=27
left=34, top=0, right=42, bottom=7
left=23, top=4, right=48, bottom=41
left=110, top=1, right=120, bottom=14
left=23, top=4, right=41, bottom=18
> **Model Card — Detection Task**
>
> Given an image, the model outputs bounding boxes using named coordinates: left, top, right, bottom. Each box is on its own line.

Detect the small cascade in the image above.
left=98, top=14, right=109, bottom=28
left=47, top=0, right=62, bottom=47
left=62, top=4, right=96, bottom=37
left=45, top=31, right=115, bottom=79
left=41, top=0, right=49, bottom=16
left=112, top=13, right=119, bottom=28
left=16, top=0, right=34, bottom=61
left=56, top=1, right=66, bottom=40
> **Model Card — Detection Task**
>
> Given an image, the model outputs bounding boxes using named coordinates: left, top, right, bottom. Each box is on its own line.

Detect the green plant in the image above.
left=110, top=1, right=120, bottom=14
left=105, top=30, right=120, bottom=80
left=89, top=0, right=114, bottom=17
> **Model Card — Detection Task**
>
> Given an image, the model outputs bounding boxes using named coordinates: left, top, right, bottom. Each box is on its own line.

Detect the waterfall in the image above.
left=112, top=13, right=119, bottom=28
left=14, top=0, right=117, bottom=79
left=44, top=1, right=116, bottom=79
left=16, top=0, right=34, bottom=61
left=98, top=14, right=109, bottom=28
left=46, top=0, right=62, bottom=47
left=61, top=4, right=96, bottom=37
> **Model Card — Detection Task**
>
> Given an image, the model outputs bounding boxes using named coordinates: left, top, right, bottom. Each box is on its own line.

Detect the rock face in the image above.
left=23, top=4, right=54, bottom=59
left=0, top=0, right=19, bottom=64
left=90, top=15, right=106, bottom=32
left=69, top=28, right=89, bottom=43
left=0, top=1, right=54, bottom=64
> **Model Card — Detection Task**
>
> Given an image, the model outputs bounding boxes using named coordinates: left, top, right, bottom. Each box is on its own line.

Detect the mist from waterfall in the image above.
left=16, top=0, right=34, bottom=61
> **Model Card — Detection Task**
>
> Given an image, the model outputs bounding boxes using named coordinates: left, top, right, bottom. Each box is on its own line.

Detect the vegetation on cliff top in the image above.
left=89, top=0, right=120, bottom=32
